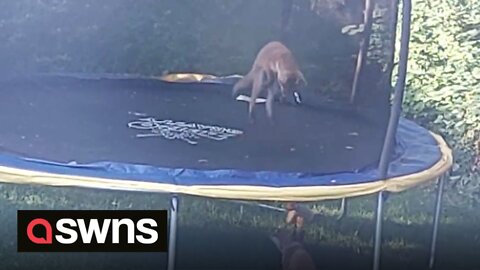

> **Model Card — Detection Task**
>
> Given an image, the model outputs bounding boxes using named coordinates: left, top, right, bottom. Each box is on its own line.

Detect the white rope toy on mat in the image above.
left=235, top=94, right=267, bottom=104
left=235, top=92, right=302, bottom=104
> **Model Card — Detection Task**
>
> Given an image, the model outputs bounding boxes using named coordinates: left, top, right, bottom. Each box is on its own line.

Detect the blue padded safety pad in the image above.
left=0, top=110, right=441, bottom=188
left=0, top=73, right=442, bottom=187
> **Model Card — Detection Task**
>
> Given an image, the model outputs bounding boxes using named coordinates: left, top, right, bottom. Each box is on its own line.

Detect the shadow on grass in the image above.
left=0, top=183, right=478, bottom=270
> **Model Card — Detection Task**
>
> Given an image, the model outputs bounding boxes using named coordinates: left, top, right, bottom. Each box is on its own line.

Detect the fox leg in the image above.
left=278, top=81, right=289, bottom=104
left=248, top=70, right=266, bottom=123
left=232, top=71, right=253, bottom=98
left=274, top=82, right=288, bottom=104
left=266, top=87, right=276, bottom=124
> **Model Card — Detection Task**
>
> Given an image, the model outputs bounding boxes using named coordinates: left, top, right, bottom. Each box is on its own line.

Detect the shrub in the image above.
left=401, top=0, right=480, bottom=206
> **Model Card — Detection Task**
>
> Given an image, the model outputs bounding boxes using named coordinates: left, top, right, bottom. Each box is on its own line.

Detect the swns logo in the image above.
left=17, top=210, right=168, bottom=252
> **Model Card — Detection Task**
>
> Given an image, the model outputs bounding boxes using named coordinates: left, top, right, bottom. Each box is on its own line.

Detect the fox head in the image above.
left=277, top=69, right=308, bottom=97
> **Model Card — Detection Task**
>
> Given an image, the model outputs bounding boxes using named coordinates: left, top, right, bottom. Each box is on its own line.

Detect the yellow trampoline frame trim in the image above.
left=0, top=130, right=452, bottom=202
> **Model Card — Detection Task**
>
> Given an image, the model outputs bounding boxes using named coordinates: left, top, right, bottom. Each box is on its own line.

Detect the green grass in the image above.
left=0, top=181, right=478, bottom=270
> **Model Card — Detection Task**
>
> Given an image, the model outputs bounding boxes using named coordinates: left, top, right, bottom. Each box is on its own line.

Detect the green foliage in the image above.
left=0, top=0, right=367, bottom=100
left=402, top=0, right=480, bottom=205
left=0, top=1, right=358, bottom=78
left=0, top=0, right=282, bottom=75
left=367, top=1, right=395, bottom=72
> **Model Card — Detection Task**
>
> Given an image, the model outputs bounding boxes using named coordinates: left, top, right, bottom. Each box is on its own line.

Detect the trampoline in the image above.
left=0, top=0, right=453, bottom=269
left=0, top=71, right=451, bottom=266
left=0, top=73, right=450, bottom=200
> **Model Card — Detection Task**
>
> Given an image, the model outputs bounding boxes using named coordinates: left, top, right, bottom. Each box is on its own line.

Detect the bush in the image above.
left=401, top=0, right=480, bottom=206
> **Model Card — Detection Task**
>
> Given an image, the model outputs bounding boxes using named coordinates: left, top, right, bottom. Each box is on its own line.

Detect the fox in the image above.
left=285, top=202, right=316, bottom=230
left=270, top=227, right=317, bottom=270
left=232, top=41, right=307, bottom=123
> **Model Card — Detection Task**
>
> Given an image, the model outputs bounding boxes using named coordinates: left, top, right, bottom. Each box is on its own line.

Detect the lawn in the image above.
left=0, top=180, right=478, bottom=270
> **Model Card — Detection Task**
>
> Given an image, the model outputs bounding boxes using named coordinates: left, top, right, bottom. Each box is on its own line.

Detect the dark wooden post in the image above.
left=350, top=0, right=376, bottom=104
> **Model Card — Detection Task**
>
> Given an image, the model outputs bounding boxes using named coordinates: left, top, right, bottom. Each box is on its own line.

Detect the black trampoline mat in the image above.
left=0, top=75, right=386, bottom=174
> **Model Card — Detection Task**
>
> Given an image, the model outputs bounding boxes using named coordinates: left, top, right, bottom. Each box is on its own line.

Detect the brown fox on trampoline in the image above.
left=232, top=41, right=307, bottom=124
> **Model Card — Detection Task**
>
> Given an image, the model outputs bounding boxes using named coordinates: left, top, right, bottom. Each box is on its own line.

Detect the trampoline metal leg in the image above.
left=429, top=175, right=446, bottom=269
left=373, top=191, right=384, bottom=270
left=167, top=195, right=179, bottom=270
left=337, top=197, right=348, bottom=220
